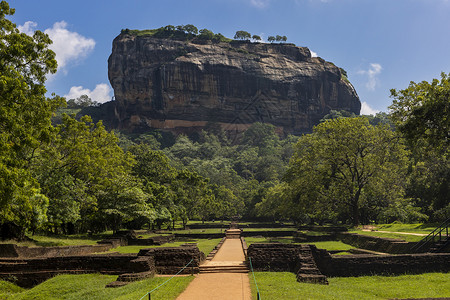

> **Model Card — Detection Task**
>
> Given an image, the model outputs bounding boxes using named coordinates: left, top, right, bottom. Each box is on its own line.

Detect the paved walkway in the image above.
left=176, top=238, right=251, bottom=300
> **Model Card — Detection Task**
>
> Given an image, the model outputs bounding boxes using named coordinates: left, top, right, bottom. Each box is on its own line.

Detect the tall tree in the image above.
left=285, top=117, right=410, bottom=226
left=252, top=35, right=262, bottom=42
left=390, top=73, right=450, bottom=220
left=31, top=115, right=136, bottom=233
left=390, top=72, right=449, bottom=153
left=0, top=1, right=62, bottom=234
left=234, top=30, right=251, bottom=41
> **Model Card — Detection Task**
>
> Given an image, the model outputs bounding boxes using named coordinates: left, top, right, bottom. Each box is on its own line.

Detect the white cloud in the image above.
left=249, top=0, right=270, bottom=8
left=18, top=21, right=37, bottom=35
left=310, top=50, right=318, bottom=57
left=44, top=21, right=95, bottom=71
left=360, top=101, right=380, bottom=116
left=64, top=84, right=112, bottom=104
left=18, top=21, right=95, bottom=74
left=358, top=63, right=382, bottom=91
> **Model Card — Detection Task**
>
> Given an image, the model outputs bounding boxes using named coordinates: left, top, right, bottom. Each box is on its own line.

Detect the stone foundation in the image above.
left=0, top=243, right=114, bottom=258
left=314, top=251, right=450, bottom=277
left=247, top=243, right=450, bottom=284
left=138, top=245, right=205, bottom=275
left=0, top=246, right=205, bottom=288
left=337, top=232, right=418, bottom=254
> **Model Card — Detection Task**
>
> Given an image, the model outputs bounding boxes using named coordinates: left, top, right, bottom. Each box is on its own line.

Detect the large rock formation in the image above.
left=108, top=32, right=360, bottom=134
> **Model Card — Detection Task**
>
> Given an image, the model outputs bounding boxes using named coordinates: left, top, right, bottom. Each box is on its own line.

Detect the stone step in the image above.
left=200, top=268, right=249, bottom=274
left=298, top=267, right=322, bottom=275
left=199, top=265, right=249, bottom=274
left=297, top=274, right=329, bottom=285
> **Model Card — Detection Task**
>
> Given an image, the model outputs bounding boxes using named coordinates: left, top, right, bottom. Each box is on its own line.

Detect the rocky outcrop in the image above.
left=108, top=33, right=360, bottom=134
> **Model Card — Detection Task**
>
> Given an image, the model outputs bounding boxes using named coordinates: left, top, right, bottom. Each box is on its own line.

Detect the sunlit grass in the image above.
left=244, top=237, right=354, bottom=251
left=347, top=230, right=423, bottom=242
left=110, top=238, right=222, bottom=256
left=1, top=273, right=193, bottom=300
left=241, top=227, right=296, bottom=232
left=250, top=272, right=450, bottom=300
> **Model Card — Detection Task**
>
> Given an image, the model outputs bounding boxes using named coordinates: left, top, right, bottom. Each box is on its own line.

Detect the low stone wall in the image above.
left=128, top=235, right=174, bottom=246
left=174, top=233, right=224, bottom=239
left=247, top=243, right=450, bottom=280
left=0, top=243, right=114, bottom=258
left=138, top=245, right=205, bottom=274
left=241, top=231, right=296, bottom=237
left=239, top=223, right=296, bottom=229
left=187, top=224, right=230, bottom=229
left=0, top=254, right=154, bottom=287
left=247, top=243, right=300, bottom=272
left=298, top=225, right=347, bottom=232
left=315, top=251, right=450, bottom=277
left=0, top=245, right=205, bottom=288
left=294, top=232, right=337, bottom=242
left=337, top=232, right=417, bottom=254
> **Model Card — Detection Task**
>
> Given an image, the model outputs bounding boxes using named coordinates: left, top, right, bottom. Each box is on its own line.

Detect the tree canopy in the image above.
left=0, top=1, right=62, bottom=223
left=284, top=117, right=411, bottom=226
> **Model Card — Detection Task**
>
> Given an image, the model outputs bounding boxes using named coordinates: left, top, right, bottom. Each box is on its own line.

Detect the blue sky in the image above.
left=8, top=0, right=450, bottom=114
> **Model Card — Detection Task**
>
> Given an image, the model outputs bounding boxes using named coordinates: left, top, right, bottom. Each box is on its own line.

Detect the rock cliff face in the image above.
left=108, top=33, right=360, bottom=134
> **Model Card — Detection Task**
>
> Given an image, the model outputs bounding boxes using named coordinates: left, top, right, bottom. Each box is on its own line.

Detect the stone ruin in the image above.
left=0, top=231, right=202, bottom=288
left=0, top=245, right=204, bottom=288
left=247, top=243, right=450, bottom=285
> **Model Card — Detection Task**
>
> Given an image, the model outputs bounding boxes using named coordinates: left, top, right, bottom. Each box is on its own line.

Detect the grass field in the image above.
left=0, top=273, right=193, bottom=300
left=109, top=238, right=222, bottom=256
left=0, top=233, right=111, bottom=247
left=348, top=230, right=424, bottom=242
left=241, top=227, right=296, bottom=232
left=244, top=237, right=354, bottom=251
left=250, top=272, right=450, bottom=300
left=347, top=222, right=440, bottom=242
left=372, top=223, right=439, bottom=234
left=164, top=228, right=226, bottom=234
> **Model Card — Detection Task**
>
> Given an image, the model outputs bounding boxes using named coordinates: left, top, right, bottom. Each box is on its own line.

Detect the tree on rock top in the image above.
left=234, top=30, right=251, bottom=40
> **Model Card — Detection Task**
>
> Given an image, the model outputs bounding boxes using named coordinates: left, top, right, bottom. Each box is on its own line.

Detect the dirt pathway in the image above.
left=176, top=238, right=251, bottom=300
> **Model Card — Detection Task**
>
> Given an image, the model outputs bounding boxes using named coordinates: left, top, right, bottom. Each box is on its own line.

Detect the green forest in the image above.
left=0, top=1, right=449, bottom=240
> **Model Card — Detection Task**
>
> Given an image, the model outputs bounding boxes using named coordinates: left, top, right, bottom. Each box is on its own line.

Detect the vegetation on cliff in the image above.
left=121, top=25, right=288, bottom=44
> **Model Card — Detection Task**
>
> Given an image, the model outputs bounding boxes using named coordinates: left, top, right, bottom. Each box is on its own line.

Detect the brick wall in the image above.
left=314, top=251, right=450, bottom=277
left=138, top=245, right=205, bottom=274
left=0, top=243, right=113, bottom=258
left=247, top=243, right=300, bottom=272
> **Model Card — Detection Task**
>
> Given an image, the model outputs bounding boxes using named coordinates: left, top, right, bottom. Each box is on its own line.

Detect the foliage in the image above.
left=31, top=114, right=138, bottom=233
left=390, top=73, right=449, bottom=221
left=252, top=35, right=261, bottom=41
left=234, top=30, right=251, bottom=40
left=285, top=117, right=410, bottom=226
left=66, top=94, right=99, bottom=108
left=390, top=72, right=449, bottom=152
left=0, top=1, right=62, bottom=218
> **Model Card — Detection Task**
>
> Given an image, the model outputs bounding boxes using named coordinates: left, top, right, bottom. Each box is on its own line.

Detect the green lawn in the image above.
left=348, top=230, right=423, bottom=242
left=244, top=237, right=354, bottom=251
left=109, top=238, right=222, bottom=256
left=241, top=227, right=296, bottom=232
left=0, top=233, right=111, bottom=247
left=0, top=273, right=193, bottom=300
left=373, top=223, right=439, bottom=234
left=165, top=228, right=226, bottom=234
left=250, top=272, right=450, bottom=300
